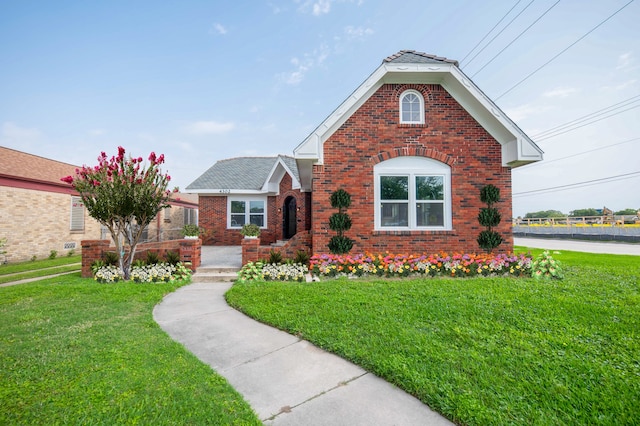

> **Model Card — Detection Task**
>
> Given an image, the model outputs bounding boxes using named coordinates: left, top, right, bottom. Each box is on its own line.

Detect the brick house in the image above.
left=0, top=146, right=199, bottom=263
left=187, top=51, right=543, bottom=256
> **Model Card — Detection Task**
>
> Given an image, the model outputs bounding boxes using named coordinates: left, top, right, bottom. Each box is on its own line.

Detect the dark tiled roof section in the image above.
left=186, top=156, right=299, bottom=191
left=0, top=146, right=78, bottom=185
left=384, top=50, right=459, bottom=67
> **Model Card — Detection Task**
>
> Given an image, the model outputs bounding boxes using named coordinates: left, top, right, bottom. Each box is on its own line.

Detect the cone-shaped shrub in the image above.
left=328, top=189, right=353, bottom=254
left=477, top=184, right=503, bottom=253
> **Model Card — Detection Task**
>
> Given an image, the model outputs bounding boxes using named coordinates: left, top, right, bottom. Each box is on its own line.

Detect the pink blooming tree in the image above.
left=62, top=147, right=174, bottom=279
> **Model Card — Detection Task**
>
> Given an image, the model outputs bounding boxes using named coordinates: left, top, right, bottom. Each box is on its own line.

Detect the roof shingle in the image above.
left=384, top=50, right=459, bottom=67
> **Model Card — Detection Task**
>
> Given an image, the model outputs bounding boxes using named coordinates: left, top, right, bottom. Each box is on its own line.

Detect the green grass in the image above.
left=0, top=255, right=81, bottom=275
left=226, top=249, right=640, bottom=425
left=0, top=275, right=261, bottom=425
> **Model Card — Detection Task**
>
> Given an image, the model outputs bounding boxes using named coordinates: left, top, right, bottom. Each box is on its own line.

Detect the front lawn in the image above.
left=226, top=249, right=640, bottom=425
left=0, top=274, right=261, bottom=425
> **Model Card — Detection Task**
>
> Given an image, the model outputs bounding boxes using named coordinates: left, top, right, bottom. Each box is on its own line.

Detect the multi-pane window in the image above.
left=375, top=156, right=450, bottom=230
left=70, top=196, right=85, bottom=231
left=183, top=207, right=198, bottom=225
left=400, top=90, right=424, bottom=124
left=229, top=198, right=266, bottom=228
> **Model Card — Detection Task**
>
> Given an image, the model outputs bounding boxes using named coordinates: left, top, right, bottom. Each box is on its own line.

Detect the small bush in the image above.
left=132, top=259, right=146, bottom=268
left=328, top=235, right=353, bottom=254
left=238, top=262, right=264, bottom=282
left=67, top=249, right=75, bottom=257
left=91, top=260, right=105, bottom=274
left=49, top=250, right=58, bottom=259
left=30, top=255, right=37, bottom=262
left=165, top=251, right=180, bottom=265
left=293, top=250, right=310, bottom=265
left=104, top=251, right=119, bottom=266
left=531, top=251, right=563, bottom=280
left=268, top=250, right=283, bottom=264
left=145, top=251, right=160, bottom=265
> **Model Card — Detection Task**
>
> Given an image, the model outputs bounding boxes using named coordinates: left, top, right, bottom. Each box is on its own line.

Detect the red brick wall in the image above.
left=198, top=173, right=310, bottom=246
left=312, top=83, right=513, bottom=255
left=81, top=239, right=201, bottom=278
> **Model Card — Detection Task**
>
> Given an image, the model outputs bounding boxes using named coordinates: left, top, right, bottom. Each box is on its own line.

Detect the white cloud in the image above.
left=601, top=79, right=637, bottom=91
left=616, top=52, right=633, bottom=70
left=88, top=128, right=106, bottom=136
left=343, top=25, right=374, bottom=40
left=298, top=0, right=363, bottom=16
left=211, top=23, right=227, bottom=35
left=279, top=44, right=330, bottom=85
left=542, top=87, right=579, bottom=98
left=184, top=120, right=235, bottom=135
left=503, top=104, right=552, bottom=122
left=313, top=0, right=331, bottom=15
left=1, top=121, right=41, bottom=140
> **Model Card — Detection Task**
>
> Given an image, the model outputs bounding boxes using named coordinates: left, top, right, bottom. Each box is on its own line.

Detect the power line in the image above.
left=513, top=171, right=640, bottom=197
left=463, top=0, right=535, bottom=68
left=520, top=137, right=640, bottom=167
left=532, top=95, right=640, bottom=140
left=535, top=104, right=640, bottom=141
left=495, top=0, right=636, bottom=100
left=471, top=0, right=561, bottom=78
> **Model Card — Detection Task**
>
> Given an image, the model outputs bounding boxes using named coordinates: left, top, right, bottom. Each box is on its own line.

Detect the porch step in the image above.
left=270, top=240, right=288, bottom=247
left=192, top=266, right=240, bottom=283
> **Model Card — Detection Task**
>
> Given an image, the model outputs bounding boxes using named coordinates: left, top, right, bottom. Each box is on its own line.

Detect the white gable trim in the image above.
left=261, top=156, right=301, bottom=194
left=294, top=62, right=543, bottom=170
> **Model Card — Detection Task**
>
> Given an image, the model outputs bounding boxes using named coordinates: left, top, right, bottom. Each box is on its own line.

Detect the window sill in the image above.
left=373, top=229, right=454, bottom=236
left=398, top=123, right=427, bottom=128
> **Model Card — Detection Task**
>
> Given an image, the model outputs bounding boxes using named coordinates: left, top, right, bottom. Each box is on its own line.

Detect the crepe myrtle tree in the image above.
left=62, top=147, right=176, bottom=279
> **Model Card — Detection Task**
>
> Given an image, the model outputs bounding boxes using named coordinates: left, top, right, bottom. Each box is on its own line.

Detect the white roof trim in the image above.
left=293, top=61, right=543, bottom=168
left=261, top=156, right=301, bottom=194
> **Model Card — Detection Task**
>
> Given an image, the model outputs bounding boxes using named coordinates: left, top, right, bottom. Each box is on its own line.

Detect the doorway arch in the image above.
left=283, top=196, right=297, bottom=239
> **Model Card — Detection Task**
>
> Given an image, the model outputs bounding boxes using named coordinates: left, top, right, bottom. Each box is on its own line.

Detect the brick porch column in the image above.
left=81, top=240, right=110, bottom=278
left=242, top=238, right=260, bottom=265
left=179, top=238, right=201, bottom=272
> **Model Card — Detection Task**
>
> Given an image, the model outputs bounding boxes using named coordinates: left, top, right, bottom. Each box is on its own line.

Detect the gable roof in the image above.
left=294, top=50, right=543, bottom=188
left=186, top=155, right=300, bottom=195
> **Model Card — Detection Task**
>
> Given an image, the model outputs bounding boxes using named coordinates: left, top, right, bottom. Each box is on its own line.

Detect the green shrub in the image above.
left=238, top=262, right=264, bottom=282
left=104, top=251, right=119, bottom=266
left=293, top=250, right=310, bottom=265
left=132, top=259, right=146, bottom=268
left=268, top=250, right=283, bottom=264
left=328, top=189, right=354, bottom=254
left=531, top=251, right=563, bottom=280
left=145, top=251, right=160, bottom=265
left=49, top=250, right=57, bottom=260
left=240, top=223, right=261, bottom=237
left=477, top=184, right=503, bottom=253
left=165, top=251, right=180, bottom=265
left=329, top=213, right=352, bottom=232
left=328, top=236, right=354, bottom=254
left=67, top=249, right=75, bottom=257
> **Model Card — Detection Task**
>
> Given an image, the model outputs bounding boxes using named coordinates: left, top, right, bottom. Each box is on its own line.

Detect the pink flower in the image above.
left=148, top=152, right=157, bottom=163
left=61, top=175, right=74, bottom=184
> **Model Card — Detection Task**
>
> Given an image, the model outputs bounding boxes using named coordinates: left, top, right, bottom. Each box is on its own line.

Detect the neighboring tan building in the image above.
left=0, top=146, right=198, bottom=263
left=187, top=51, right=543, bottom=255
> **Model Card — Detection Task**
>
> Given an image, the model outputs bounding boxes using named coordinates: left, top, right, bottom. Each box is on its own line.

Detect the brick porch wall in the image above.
left=81, top=238, right=201, bottom=278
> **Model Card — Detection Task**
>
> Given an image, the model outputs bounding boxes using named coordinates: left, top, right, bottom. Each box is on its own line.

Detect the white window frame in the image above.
left=70, top=196, right=85, bottom=231
left=183, top=207, right=198, bottom=225
left=399, top=89, right=425, bottom=124
left=227, top=196, right=267, bottom=229
left=374, top=156, right=451, bottom=230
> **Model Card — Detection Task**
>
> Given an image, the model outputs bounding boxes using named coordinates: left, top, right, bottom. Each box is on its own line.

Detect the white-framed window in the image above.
left=70, top=196, right=85, bottom=231
left=183, top=207, right=198, bottom=225
left=228, top=197, right=267, bottom=229
left=374, top=156, right=451, bottom=230
left=399, top=89, right=425, bottom=124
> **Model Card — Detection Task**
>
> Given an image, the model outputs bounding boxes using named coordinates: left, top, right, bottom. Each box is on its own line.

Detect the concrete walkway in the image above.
left=514, top=237, right=640, bottom=256
left=153, top=282, right=453, bottom=426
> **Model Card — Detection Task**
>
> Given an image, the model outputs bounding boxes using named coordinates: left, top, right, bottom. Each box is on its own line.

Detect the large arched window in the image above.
left=399, top=90, right=424, bottom=124
left=374, top=156, right=451, bottom=230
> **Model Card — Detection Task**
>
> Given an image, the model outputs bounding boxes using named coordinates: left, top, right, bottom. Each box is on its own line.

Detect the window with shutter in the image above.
left=70, top=196, right=85, bottom=231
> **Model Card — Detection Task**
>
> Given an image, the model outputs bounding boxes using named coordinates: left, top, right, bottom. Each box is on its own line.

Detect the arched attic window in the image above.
left=399, top=90, right=424, bottom=124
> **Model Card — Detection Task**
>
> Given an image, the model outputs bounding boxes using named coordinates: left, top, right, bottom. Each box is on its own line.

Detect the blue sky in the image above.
left=1, top=0, right=638, bottom=217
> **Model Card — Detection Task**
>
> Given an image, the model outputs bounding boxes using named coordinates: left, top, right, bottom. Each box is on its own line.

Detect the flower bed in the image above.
left=93, top=262, right=192, bottom=283
left=310, top=252, right=533, bottom=279
left=238, top=262, right=307, bottom=283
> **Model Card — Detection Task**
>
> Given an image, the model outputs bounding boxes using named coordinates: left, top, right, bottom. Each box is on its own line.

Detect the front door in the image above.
left=283, top=196, right=297, bottom=239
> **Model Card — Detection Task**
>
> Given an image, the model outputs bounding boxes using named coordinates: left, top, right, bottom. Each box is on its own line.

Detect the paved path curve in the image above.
left=153, top=282, right=453, bottom=426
